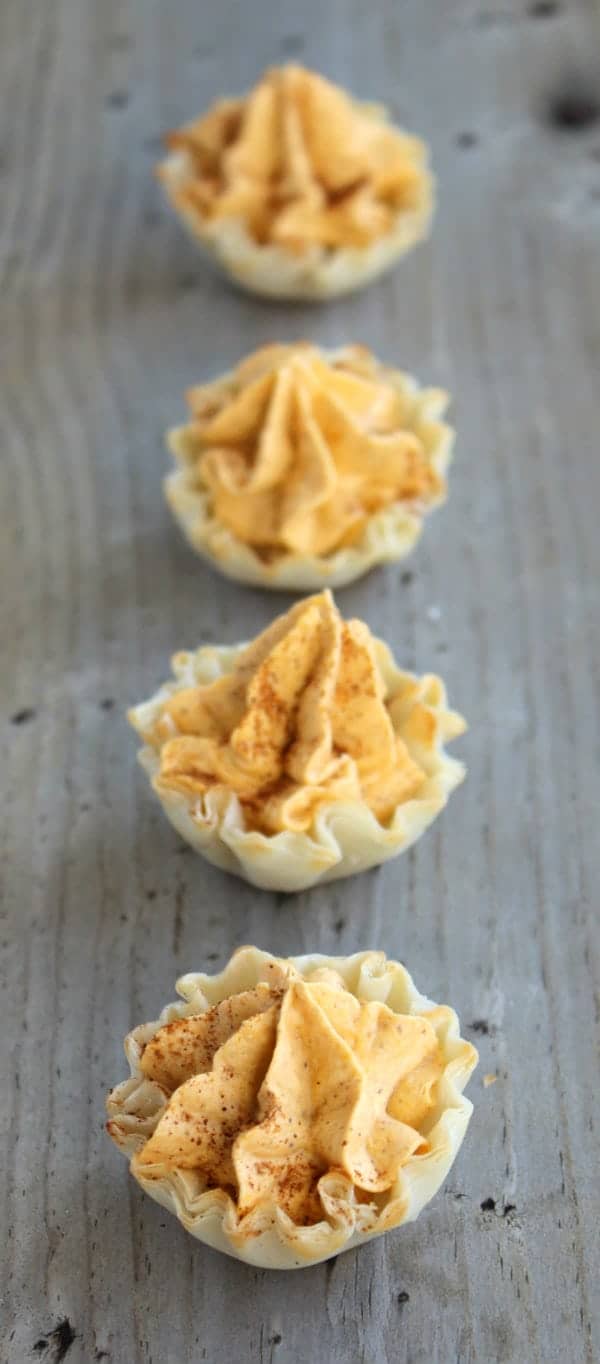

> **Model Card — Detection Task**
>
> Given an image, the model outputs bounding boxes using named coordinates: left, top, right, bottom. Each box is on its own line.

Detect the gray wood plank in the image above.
left=1, top=0, right=599, bottom=1361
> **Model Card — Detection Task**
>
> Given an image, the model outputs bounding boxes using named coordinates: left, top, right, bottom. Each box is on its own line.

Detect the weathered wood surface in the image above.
left=2, top=1, right=599, bottom=1361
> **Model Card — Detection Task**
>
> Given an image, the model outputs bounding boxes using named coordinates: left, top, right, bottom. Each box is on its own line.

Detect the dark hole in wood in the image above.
left=528, top=1, right=560, bottom=17
left=545, top=83, right=600, bottom=132
left=11, top=707, right=36, bottom=725
left=481, top=1196, right=496, bottom=1211
left=33, top=1320, right=77, bottom=1362
left=280, top=34, right=305, bottom=55
left=456, top=131, right=479, bottom=148
left=108, top=33, right=133, bottom=49
left=105, top=91, right=130, bottom=110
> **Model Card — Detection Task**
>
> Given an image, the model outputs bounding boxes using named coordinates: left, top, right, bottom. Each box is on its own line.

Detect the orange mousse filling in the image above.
left=161, top=64, right=430, bottom=253
left=171, top=343, right=443, bottom=560
left=134, top=963, right=446, bottom=1227
left=145, top=592, right=426, bottom=834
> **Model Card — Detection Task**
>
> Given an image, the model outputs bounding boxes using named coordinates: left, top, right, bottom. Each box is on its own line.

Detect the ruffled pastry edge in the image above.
left=156, top=105, right=434, bottom=301
left=106, top=947, right=477, bottom=1269
left=128, top=636, right=466, bottom=891
left=165, top=361, right=453, bottom=590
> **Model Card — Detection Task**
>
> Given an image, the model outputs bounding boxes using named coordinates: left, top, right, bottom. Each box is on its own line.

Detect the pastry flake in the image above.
left=107, top=948, right=477, bottom=1268
left=129, top=592, right=466, bottom=891
left=157, top=66, right=434, bottom=299
left=167, top=343, right=453, bottom=589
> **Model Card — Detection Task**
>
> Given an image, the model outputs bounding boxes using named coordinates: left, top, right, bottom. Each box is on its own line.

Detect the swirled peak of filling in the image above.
left=148, top=591, right=426, bottom=833
left=162, top=64, right=430, bottom=252
left=172, top=342, right=443, bottom=560
left=135, top=962, right=447, bottom=1226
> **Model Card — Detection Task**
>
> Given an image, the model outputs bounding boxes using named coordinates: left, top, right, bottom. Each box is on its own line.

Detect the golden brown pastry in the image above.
left=166, top=343, right=452, bottom=589
left=129, top=592, right=466, bottom=891
left=107, top=948, right=478, bottom=1268
left=158, top=65, right=433, bottom=299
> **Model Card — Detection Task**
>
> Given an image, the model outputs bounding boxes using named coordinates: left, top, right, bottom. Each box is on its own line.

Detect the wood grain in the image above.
left=1, top=1, right=599, bottom=1360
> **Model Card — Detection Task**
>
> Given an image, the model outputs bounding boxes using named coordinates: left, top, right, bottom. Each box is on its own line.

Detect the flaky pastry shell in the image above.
left=158, top=109, right=433, bottom=301
left=166, top=353, right=452, bottom=591
left=129, top=637, right=465, bottom=892
left=106, top=947, right=477, bottom=1269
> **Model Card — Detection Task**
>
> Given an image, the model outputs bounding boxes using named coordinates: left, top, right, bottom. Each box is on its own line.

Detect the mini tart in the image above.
left=107, top=947, right=478, bottom=1269
left=157, top=64, right=433, bottom=300
left=167, top=343, right=453, bottom=591
left=129, top=592, right=466, bottom=892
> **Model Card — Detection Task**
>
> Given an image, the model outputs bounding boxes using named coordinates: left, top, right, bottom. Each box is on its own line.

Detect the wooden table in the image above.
left=2, top=2, right=599, bottom=1361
